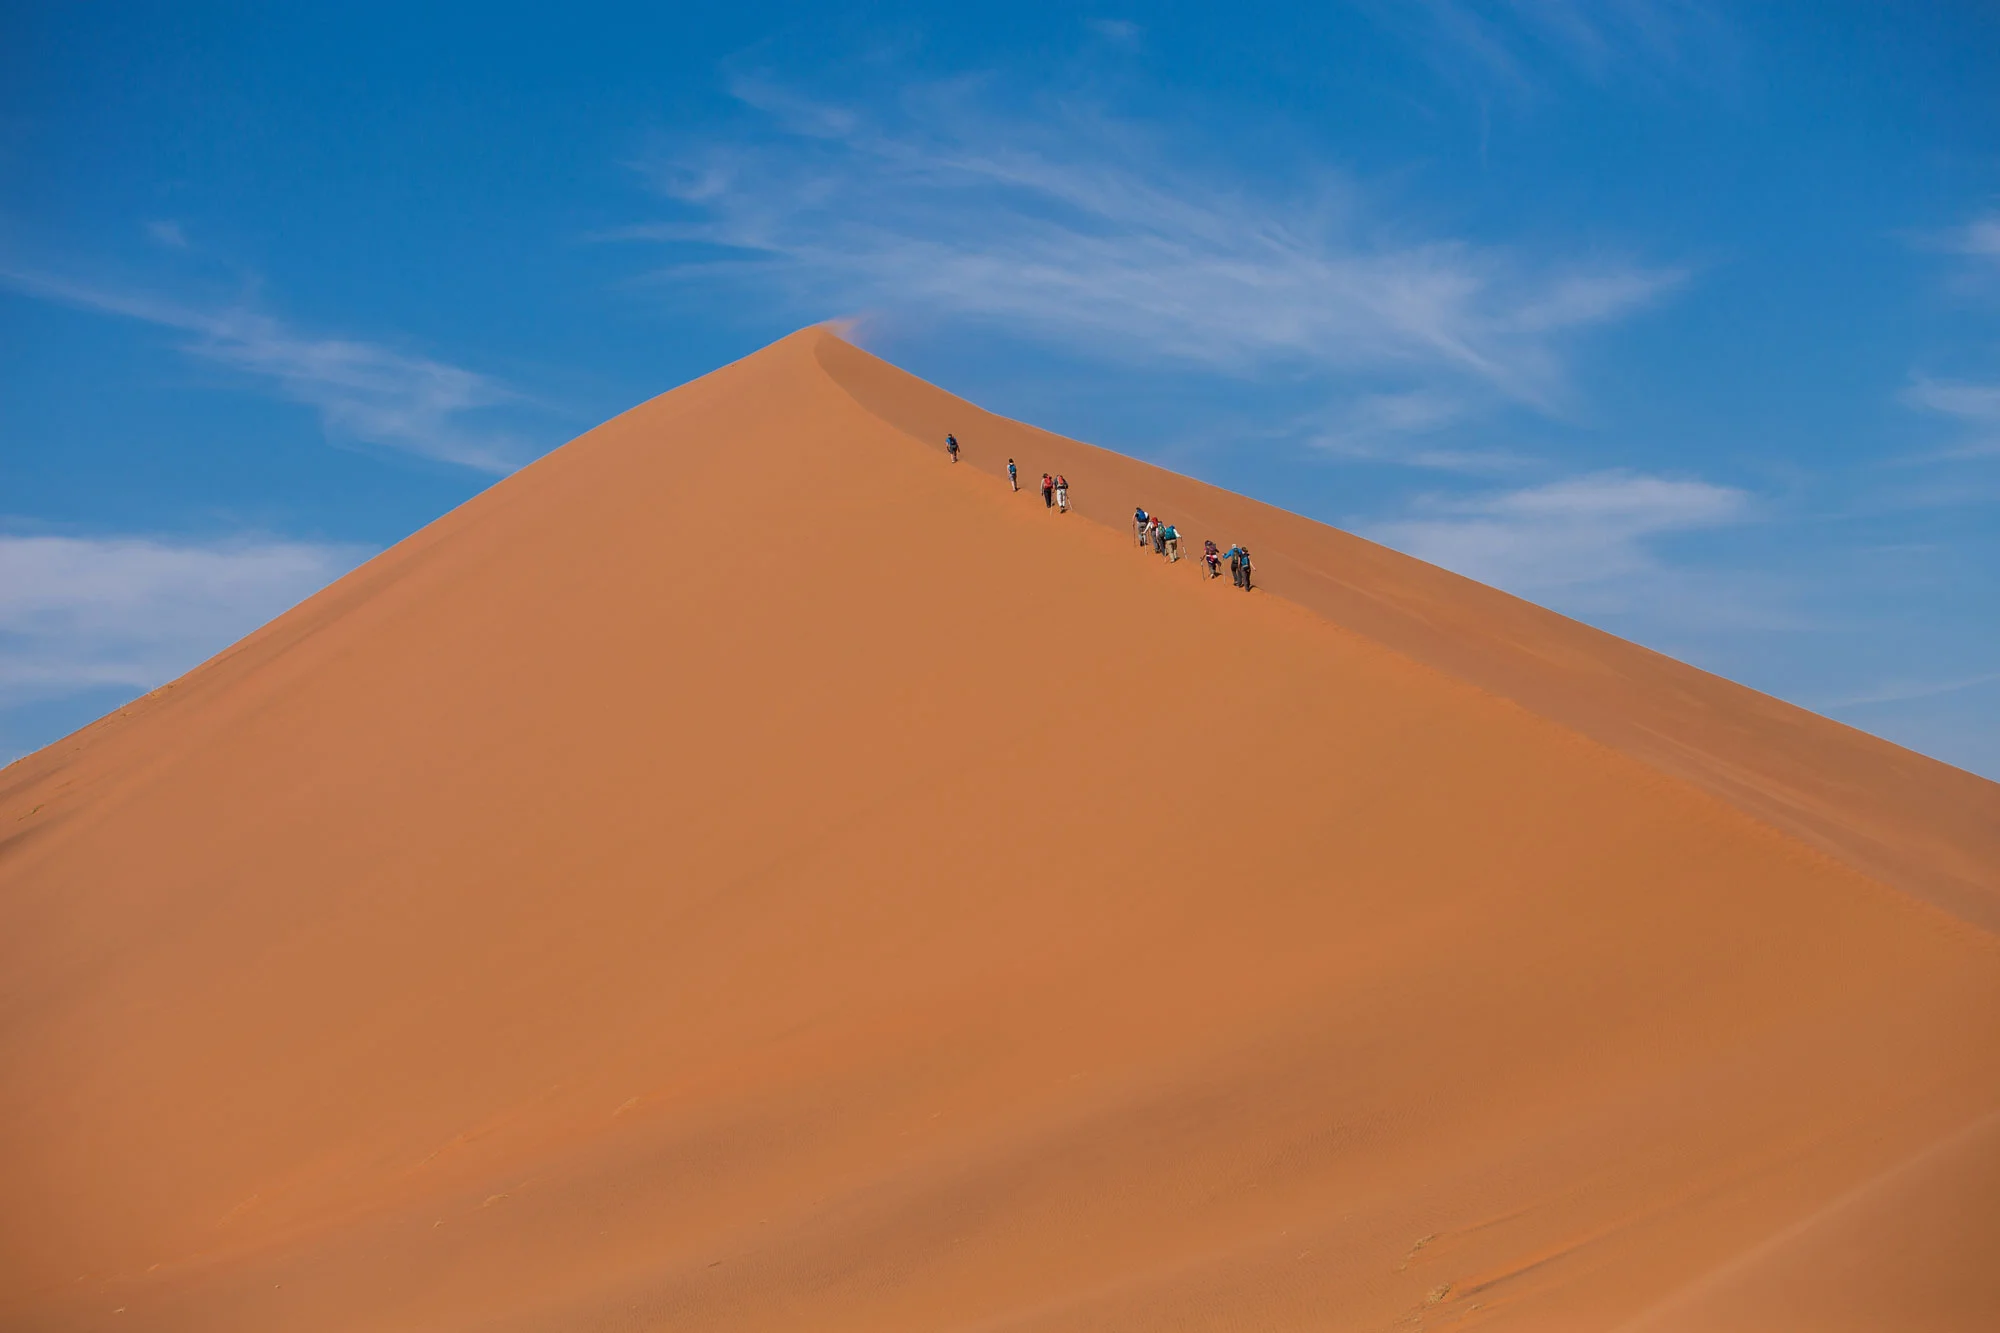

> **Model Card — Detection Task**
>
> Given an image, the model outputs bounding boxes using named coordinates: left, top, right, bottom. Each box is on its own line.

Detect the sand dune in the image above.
left=3, top=327, right=1996, bottom=1330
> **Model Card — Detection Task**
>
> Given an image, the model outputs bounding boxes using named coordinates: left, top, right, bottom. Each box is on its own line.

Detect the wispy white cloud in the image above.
left=1395, top=0, right=1734, bottom=91
left=1507, top=0, right=1725, bottom=76
left=1903, top=375, right=2000, bottom=423
left=621, top=76, right=1683, bottom=409
left=1, top=270, right=524, bottom=472
left=145, top=219, right=190, bottom=250
left=1304, top=389, right=1529, bottom=473
left=1925, top=211, right=2000, bottom=263
left=1900, top=373, right=2000, bottom=459
left=0, top=533, right=369, bottom=710
left=1367, top=469, right=1750, bottom=593
left=1821, top=668, right=2000, bottom=711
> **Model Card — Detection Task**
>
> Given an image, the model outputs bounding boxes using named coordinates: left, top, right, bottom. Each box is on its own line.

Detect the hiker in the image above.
left=1224, top=544, right=1253, bottom=590
left=1055, top=474, right=1070, bottom=512
left=946, top=433, right=960, bottom=463
left=1203, top=539, right=1221, bottom=579
left=1134, top=506, right=1150, bottom=544
left=1041, top=473, right=1056, bottom=509
left=1162, top=521, right=1180, bottom=562
left=1151, top=517, right=1167, bottom=556
left=1008, top=458, right=1019, bottom=491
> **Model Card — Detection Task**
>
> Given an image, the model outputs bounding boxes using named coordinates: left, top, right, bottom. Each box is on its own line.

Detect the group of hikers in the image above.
left=978, top=445, right=1073, bottom=512
left=1027, top=462, right=1071, bottom=512
left=1133, top=506, right=1253, bottom=589
left=948, top=434, right=1254, bottom=591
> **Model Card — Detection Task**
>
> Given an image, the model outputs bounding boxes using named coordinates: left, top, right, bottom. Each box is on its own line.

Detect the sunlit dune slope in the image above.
left=814, top=336, right=2000, bottom=930
left=3, top=327, right=1997, bottom=1331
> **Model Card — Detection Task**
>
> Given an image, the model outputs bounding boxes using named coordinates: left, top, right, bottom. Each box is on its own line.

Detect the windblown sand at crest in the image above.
left=3, top=328, right=1996, bottom=1330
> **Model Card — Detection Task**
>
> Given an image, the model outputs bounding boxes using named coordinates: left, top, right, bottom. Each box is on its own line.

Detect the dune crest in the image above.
left=3, top=327, right=1996, bottom=1330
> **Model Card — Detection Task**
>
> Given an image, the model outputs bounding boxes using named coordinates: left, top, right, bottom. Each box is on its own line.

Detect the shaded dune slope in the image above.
left=2, top=328, right=1997, bottom=1331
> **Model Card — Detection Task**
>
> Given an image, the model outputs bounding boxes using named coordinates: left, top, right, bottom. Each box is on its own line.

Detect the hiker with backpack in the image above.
left=1224, top=543, right=1248, bottom=588
left=1041, top=474, right=1056, bottom=509
left=1151, top=517, right=1167, bottom=556
left=1203, top=540, right=1221, bottom=579
left=1055, top=475, right=1070, bottom=512
left=1162, top=521, right=1180, bottom=562
left=946, top=434, right=960, bottom=463
left=1134, top=506, right=1150, bottom=543
left=1008, top=459, right=1018, bottom=491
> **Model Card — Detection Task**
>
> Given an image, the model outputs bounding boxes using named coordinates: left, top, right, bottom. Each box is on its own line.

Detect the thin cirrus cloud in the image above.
left=1927, top=211, right=2000, bottom=262
left=1820, top=669, right=2000, bottom=711
left=1087, top=18, right=1142, bottom=45
left=617, top=75, right=1684, bottom=410
left=145, top=219, right=191, bottom=250
left=1306, top=389, right=1530, bottom=473
left=1901, top=374, right=2000, bottom=458
left=0, top=533, right=369, bottom=712
left=1898, top=214, right=2000, bottom=458
left=1387, top=0, right=1735, bottom=94
left=2, top=268, right=524, bottom=473
left=1366, top=469, right=1750, bottom=596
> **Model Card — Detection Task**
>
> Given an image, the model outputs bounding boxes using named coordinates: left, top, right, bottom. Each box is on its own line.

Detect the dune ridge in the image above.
left=2, top=327, right=1996, bottom=1330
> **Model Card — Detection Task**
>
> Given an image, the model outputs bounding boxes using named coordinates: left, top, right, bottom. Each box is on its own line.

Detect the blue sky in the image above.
left=4, top=1, right=1998, bottom=776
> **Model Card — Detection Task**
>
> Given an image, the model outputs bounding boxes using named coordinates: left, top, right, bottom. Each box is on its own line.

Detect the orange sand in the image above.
left=2, top=327, right=1996, bottom=1331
